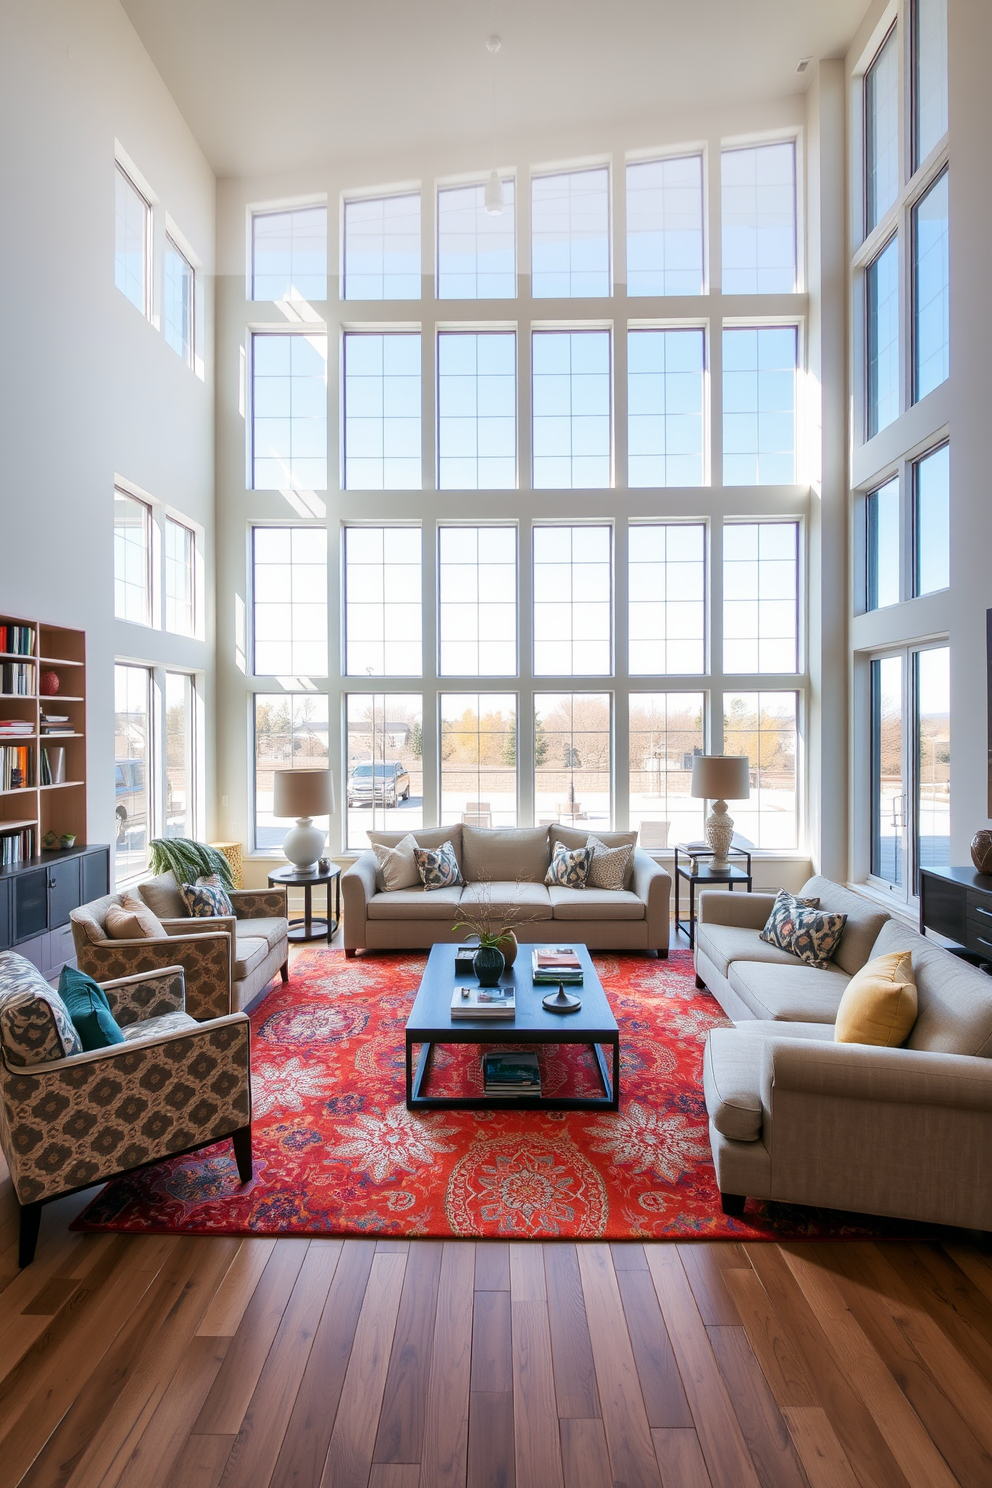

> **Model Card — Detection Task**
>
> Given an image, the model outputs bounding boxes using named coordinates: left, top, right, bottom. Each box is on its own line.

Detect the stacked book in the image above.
left=0, top=661, right=33, bottom=696
left=0, top=624, right=34, bottom=655
left=0, top=745, right=34, bottom=789
left=0, top=719, right=33, bottom=737
left=532, top=947, right=583, bottom=985
left=450, top=984, right=516, bottom=1019
left=482, top=1050, right=542, bottom=1097
left=41, top=714, right=72, bottom=735
left=1, top=826, right=36, bottom=867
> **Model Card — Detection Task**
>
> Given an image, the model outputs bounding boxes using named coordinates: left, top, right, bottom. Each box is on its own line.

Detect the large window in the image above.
left=913, top=0, right=948, bottom=170
left=866, top=237, right=899, bottom=438
left=251, top=332, right=327, bottom=491
left=628, top=693, right=705, bottom=846
left=914, top=443, right=949, bottom=596
left=164, top=671, right=195, bottom=841
left=114, top=490, right=151, bottom=626
left=437, top=180, right=515, bottom=298
left=870, top=646, right=950, bottom=894
left=721, top=142, right=796, bottom=294
left=344, top=526, right=422, bottom=676
left=532, top=330, right=611, bottom=489
left=627, top=329, right=705, bottom=488
left=628, top=523, right=705, bottom=676
left=251, top=205, right=327, bottom=301
left=343, top=194, right=421, bottom=300
left=252, top=526, right=328, bottom=676
left=343, top=332, right=421, bottom=490
left=866, top=478, right=900, bottom=610
left=115, top=164, right=149, bottom=315
left=254, top=693, right=330, bottom=851
left=437, top=332, right=516, bottom=489
left=917, top=646, right=950, bottom=876
left=625, top=155, right=704, bottom=297
left=164, top=517, right=196, bottom=637
left=871, top=655, right=904, bottom=888
left=865, top=25, right=899, bottom=234
left=345, top=694, right=423, bottom=849
left=438, top=525, right=516, bottom=677
left=531, top=168, right=610, bottom=298
left=723, top=522, right=798, bottom=674
left=440, top=694, right=517, bottom=829
left=723, top=326, right=797, bottom=485
left=723, top=692, right=798, bottom=850
left=164, top=237, right=194, bottom=365
left=114, top=664, right=152, bottom=883
left=913, top=169, right=949, bottom=403
left=533, top=525, right=612, bottom=676
left=534, top=694, right=611, bottom=829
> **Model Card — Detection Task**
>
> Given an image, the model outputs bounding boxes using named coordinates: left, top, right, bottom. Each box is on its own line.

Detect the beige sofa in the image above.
left=342, top=824, right=671, bottom=955
left=70, top=875, right=289, bottom=1020
left=696, top=877, right=992, bottom=1230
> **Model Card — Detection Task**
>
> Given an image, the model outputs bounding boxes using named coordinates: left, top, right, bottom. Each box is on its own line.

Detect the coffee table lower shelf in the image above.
left=405, top=1033, right=620, bottom=1112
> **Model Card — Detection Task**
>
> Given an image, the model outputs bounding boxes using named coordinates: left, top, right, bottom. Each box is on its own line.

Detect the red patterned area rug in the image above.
left=74, top=949, right=923, bottom=1242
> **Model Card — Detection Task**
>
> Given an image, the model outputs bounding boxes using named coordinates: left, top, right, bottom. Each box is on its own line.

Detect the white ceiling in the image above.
left=121, top=0, right=867, bottom=179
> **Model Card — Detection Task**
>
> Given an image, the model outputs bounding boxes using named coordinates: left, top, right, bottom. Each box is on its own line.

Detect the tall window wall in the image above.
left=852, top=1, right=951, bottom=903
left=240, top=127, right=809, bottom=859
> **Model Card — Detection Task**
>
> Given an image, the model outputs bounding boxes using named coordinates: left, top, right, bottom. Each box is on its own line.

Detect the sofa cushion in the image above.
left=138, top=871, right=187, bottom=920
left=105, top=892, right=167, bottom=940
left=586, top=835, right=634, bottom=891
left=545, top=844, right=592, bottom=888
left=58, top=965, right=125, bottom=1051
left=368, top=826, right=464, bottom=874
left=237, top=917, right=287, bottom=953
left=462, top=826, right=550, bottom=884
left=180, top=878, right=234, bottom=918
left=233, top=937, right=269, bottom=980
left=798, top=876, right=891, bottom=975
left=459, top=881, right=553, bottom=919
left=758, top=891, right=847, bottom=970
left=551, top=826, right=638, bottom=888
left=727, top=960, right=850, bottom=1023
left=835, top=951, right=918, bottom=1048
left=367, top=885, right=465, bottom=921
left=704, top=1029, right=764, bottom=1141
left=871, top=919, right=992, bottom=1057
left=0, top=951, right=83, bottom=1065
left=121, top=1009, right=199, bottom=1041
left=372, top=832, right=421, bottom=892
left=549, top=886, right=645, bottom=921
left=694, top=922, right=801, bottom=980
left=414, top=841, right=464, bottom=890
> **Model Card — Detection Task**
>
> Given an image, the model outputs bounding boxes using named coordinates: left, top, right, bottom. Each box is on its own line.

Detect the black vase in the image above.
left=474, top=944, right=505, bottom=987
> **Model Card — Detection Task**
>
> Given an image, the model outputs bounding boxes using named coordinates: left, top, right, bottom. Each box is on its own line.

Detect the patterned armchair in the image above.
left=0, top=952, right=252, bottom=1266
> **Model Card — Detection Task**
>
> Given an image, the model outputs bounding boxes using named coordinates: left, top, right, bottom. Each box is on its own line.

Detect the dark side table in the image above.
left=267, top=863, right=341, bottom=943
left=674, top=846, right=753, bottom=949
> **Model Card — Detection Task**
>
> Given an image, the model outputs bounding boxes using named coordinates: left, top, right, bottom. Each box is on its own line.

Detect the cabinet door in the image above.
left=48, top=857, right=80, bottom=929
left=14, top=870, right=48, bottom=942
left=0, top=879, right=9, bottom=949
left=81, top=848, right=110, bottom=904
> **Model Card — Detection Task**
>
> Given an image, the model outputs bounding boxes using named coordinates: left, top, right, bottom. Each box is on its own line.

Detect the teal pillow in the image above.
left=58, top=965, right=126, bottom=1051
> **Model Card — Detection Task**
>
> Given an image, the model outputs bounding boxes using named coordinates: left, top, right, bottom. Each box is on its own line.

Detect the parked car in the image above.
left=115, top=757, right=145, bottom=843
left=347, top=761, right=411, bottom=807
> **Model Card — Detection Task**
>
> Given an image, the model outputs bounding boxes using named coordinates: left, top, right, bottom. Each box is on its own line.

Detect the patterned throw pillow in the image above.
left=759, top=889, right=846, bottom=969
left=545, top=844, right=592, bottom=889
left=0, top=951, right=82, bottom=1066
left=414, top=841, right=464, bottom=890
left=180, top=876, right=235, bottom=917
left=586, top=835, right=634, bottom=892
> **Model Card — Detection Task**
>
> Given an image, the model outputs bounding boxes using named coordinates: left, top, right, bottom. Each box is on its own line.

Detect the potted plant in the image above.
left=453, top=880, right=538, bottom=986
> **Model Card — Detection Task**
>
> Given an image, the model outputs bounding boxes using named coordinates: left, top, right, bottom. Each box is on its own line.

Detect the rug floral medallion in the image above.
left=74, top=949, right=917, bottom=1242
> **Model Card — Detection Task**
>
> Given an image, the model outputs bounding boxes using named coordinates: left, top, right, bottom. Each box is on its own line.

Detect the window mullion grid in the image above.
left=519, top=321, right=533, bottom=489
left=613, top=519, right=630, bottom=830
left=517, top=516, right=536, bottom=828
left=422, top=320, right=436, bottom=492
left=708, top=315, right=722, bottom=487
left=612, top=321, right=627, bottom=491
left=327, top=311, right=343, bottom=495
left=708, top=519, right=725, bottom=739
left=612, top=151, right=626, bottom=293
left=327, top=522, right=344, bottom=852
left=421, top=519, right=439, bottom=827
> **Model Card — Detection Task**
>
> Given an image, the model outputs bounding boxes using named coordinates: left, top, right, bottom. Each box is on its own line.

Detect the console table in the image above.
left=919, top=865, right=992, bottom=961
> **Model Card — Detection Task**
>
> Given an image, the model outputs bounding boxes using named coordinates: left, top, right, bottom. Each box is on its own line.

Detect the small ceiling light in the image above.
left=485, top=33, right=503, bottom=216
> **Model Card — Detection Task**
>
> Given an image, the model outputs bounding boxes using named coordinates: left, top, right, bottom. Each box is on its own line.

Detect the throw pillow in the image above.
left=0, top=950, right=82, bottom=1065
left=58, top=964, right=126, bottom=1051
left=585, top=834, right=634, bottom=892
left=834, top=950, right=918, bottom=1047
left=545, top=844, right=592, bottom=889
left=105, top=892, right=167, bottom=940
left=179, top=878, right=234, bottom=917
left=373, top=832, right=421, bottom=892
left=414, top=841, right=464, bottom=890
left=759, top=889, right=846, bottom=969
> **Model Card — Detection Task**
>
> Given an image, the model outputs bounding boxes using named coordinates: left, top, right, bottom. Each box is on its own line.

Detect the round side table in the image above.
left=267, top=863, right=341, bottom=943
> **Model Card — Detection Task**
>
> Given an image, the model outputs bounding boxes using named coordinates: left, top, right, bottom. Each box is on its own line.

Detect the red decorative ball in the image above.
left=39, top=670, right=60, bottom=696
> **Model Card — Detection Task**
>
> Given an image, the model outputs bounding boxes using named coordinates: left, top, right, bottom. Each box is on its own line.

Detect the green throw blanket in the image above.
left=148, top=838, right=235, bottom=891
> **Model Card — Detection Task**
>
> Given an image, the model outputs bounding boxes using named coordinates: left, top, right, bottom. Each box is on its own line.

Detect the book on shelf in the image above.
left=0, top=661, right=34, bottom=696
left=41, top=726, right=73, bottom=735
left=0, top=625, right=34, bottom=656
left=1, top=826, right=36, bottom=867
left=532, top=946, right=583, bottom=984
left=450, top=984, right=516, bottom=1019
left=0, top=745, right=34, bottom=790
left=482, top=1050, right=542, bottom=1095
left=0, top=722, right=33, bottom=735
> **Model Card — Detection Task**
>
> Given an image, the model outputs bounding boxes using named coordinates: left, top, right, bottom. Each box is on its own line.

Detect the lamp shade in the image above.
left=691, top=755, right=750, bottom=801
left=272, top=768, right=335, bottom=819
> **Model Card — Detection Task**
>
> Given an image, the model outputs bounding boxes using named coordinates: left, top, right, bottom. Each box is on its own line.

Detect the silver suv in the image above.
left=347, top=760, right=412, bottom=808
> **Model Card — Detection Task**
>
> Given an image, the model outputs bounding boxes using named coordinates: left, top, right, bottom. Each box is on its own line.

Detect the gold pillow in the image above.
left=834, top=950, right=918, bottom=1047
left=104, top=892, right=167, bottom=941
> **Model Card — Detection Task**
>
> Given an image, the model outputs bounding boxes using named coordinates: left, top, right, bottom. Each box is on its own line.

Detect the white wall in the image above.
left=0, top=0, right=216, bottom=853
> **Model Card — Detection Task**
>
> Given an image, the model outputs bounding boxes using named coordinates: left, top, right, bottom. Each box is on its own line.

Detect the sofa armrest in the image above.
left=230, top=888, right=289, bottom=920
left=75, top=933, right=233, bottom=1022
left=342, top=852, right=378, bottom=951
left=632, top=849, right=671, bottom=951
left=697, top=889, right=776, bottom=931
left=100, top=966, right=186, bottom=1026
left=764, top=1037, right=992, bottom=1115
left=161, top=914, right=238, bottom=943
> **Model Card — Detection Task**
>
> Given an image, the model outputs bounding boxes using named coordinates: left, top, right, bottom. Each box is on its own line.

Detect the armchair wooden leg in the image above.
left=720, top=1193, right=746, bottom=1217
left=345, top=948, right=357, bottom=958
left=232, top=1126, right=254, bottom=1185
left=280, top=960, right=289, bottom=983
left=658, top=949, right=669, bottom=959
left=695, top=974, right=706, bottom=989
left=19, top=1201, right=43, bottom=1267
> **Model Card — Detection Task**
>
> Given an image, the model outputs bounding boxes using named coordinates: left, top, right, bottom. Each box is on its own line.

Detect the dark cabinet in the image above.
left=1, top=845, right=109, bottom=978
left=0, top=879, right=8, bottom=947
left=48, top=857, right=80, bottom=928
left=81, top=848, right=109, bottom=904
left=920, top=866, right=992, bottom=960
left=14, top=869, right=47, bottom=942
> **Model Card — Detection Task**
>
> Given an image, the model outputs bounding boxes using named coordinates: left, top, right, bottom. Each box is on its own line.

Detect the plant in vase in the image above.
left=453, top=879, right=540, bottom=987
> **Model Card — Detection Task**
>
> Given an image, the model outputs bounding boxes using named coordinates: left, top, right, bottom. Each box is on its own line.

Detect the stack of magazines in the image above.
left=482, top=1050, right=541, bottom=1097
left=450, top=985, right=516, bottom=1019
left=532, top=946, right=583, bottom=985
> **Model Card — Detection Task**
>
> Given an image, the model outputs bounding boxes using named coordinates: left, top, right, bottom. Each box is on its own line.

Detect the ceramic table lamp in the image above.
left=273, top=768, right=335, bottom=872
left=691, top=755, right=750, bottom=871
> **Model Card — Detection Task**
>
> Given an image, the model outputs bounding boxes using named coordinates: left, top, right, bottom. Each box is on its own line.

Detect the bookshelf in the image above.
left=0, top=614, right=88, bottom=863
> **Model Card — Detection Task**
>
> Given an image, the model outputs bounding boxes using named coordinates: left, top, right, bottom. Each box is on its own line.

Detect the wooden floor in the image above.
left=4, top=934, right=992, bottom=1487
